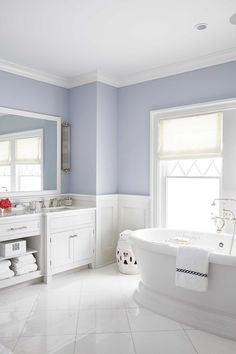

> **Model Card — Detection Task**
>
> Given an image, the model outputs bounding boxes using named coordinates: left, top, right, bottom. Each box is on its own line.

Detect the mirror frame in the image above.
left=0, top=106, right=61, bottom=197
left=150, top=97, right=236, bottom=228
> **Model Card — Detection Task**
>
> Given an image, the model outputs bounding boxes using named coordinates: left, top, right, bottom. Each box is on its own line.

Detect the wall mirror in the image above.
left=0, top=107, right=61, bottom=196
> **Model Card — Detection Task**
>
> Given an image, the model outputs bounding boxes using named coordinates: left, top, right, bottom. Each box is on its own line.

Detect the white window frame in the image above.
left=0, top=129, right=43, bottom=192
left=150, top=98, right=236, bottom=228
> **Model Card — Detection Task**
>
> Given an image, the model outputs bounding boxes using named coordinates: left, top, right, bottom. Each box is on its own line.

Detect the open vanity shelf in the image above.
left=0, top=270, right=42, bottom=289
left=0, top=214, right=42, bottom=289
left=0, top=248, right=38, bottom=261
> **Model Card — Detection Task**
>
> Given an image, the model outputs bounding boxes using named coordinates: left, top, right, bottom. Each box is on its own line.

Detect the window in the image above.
left=153, top=112, right=223, bottom=231
left=162, top=158, right=221, bottom=231
left=0, top=130, right=42, bottom=192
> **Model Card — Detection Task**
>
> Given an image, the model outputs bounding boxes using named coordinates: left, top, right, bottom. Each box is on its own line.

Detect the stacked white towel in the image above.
left=11, top=254, right=38, bottom=276
left=0, top=260, right=14, bottom=280
left=175, top=246, right=210, bottom=292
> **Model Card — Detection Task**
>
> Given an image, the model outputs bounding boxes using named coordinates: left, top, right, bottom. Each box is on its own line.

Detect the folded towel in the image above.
left=12, top=263, right=38, bottom=276
left=0, top=260, right=11, bottom=274
left=175, top=246, right=210, bottom=292
left=0, top=260, right=11, bottom=268
left=0, top=270, right=14, bottom=280
left=11, top=259, right=36, bottom=270
left=0, top=266, right=11, bottom=275
left=11, top=257, right=36, bottom=267
left=12, top=254, right=35, bottom=264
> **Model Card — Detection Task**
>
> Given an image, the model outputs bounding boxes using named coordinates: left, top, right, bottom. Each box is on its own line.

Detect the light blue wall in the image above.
left=68, top=83, right=97, bottom=195
left=68, top=82, right=118, bottom=195
left=0, top=71, right=69, bottom=192
left=1, top=61, right=236, bottom=196
left=97, top=82, right=118, bottom=194
left=118, top=61, right=236, bottom=195
left=0, top=115, right=57, bottom=190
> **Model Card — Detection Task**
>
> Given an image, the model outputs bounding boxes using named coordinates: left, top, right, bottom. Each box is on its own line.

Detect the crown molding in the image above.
left=97, top=72, right=119, bottom=88
left=68, top=71, right=119, bottom=88
left=0, top=58, right=69, bottom=88
left=0, top=47, right=236, bottom=89
left=68, top=71, right=99, bottom=88
left=118, top=47, right=236, bottom=87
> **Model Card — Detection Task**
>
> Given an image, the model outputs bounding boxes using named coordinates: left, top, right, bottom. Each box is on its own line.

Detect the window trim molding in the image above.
left=150, top=97, right=236, bottom=228
left=0, top=106, right=61, bottom=197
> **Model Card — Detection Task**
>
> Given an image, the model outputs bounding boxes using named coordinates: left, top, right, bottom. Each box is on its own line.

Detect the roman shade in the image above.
left=15, top=137, right=41, bottom=164
left=0, top=140, right=10, bottom=165
left=158, top=112, right=223, bottom=159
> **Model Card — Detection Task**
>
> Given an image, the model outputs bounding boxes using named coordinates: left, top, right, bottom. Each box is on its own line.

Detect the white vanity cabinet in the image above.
left=44, top=208, right=95, bottom=281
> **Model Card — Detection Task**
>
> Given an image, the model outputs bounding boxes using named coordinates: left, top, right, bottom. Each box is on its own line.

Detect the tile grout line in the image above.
left=12, top=290, right=42, bottom=351
left=183, top=328, right=199, bottom=354
left=124, top=304, right=137, bottom=354
left=73, top=279, right=84, bottom=354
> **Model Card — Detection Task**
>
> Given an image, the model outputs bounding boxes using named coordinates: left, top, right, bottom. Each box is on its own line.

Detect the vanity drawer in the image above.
left=49, top=211, right=95, bottom=232
left=0, top=217, right=40, bottom=240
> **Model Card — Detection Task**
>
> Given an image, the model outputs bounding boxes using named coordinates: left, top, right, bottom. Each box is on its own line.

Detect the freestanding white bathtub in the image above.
left=129, top=228, right=236, bottom=340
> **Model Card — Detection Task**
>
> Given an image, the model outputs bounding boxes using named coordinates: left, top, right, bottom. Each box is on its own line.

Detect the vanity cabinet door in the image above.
left=73, top=227, right=94, bottom=262
left=50, top=231, right=74, bottom=268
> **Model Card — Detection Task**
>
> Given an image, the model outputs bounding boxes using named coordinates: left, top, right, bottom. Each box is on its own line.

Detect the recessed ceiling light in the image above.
left=229, top=13, right=236, bottom=25
left=195, top=23, right=208, bottom=31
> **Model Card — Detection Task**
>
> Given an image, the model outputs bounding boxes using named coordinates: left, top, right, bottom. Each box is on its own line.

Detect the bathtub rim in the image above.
left=129, top=228, right=236, bottom=266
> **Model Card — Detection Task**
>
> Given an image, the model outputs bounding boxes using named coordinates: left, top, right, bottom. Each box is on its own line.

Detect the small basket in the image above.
left=0, top=239, right=26, bottom=257
left=116, top=230, right=139, bottom=275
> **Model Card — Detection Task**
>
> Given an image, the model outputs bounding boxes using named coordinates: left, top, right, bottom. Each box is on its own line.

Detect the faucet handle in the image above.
left=214, top=216, right=225, bottom=232
left=38, top=200, right=45, bottom=208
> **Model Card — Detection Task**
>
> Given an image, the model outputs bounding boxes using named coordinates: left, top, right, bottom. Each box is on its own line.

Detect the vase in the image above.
left=0, top=208, right=11, bottom=217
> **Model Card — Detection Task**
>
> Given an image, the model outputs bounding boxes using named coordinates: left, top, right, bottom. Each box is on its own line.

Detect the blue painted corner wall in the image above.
left=1, top=60, right=236, bottom=196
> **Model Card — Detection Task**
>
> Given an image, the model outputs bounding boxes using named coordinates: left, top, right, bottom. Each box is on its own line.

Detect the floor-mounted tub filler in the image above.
left=129, top=228, right=236, bottom=340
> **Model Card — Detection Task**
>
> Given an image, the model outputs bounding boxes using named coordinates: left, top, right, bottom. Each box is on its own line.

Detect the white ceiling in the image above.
left=0, top=0, right=235, bottom=87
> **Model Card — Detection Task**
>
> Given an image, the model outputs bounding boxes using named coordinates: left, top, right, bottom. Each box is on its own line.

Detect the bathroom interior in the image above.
left=0, top=1, right=236, bottom=353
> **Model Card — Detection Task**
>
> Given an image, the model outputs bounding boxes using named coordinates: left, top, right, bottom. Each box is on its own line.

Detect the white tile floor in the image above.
left=0, top=264, right=236, bottom=354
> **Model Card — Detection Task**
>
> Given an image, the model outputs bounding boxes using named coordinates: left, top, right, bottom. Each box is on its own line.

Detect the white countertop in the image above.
left=0, top=206, right=96, bottom=219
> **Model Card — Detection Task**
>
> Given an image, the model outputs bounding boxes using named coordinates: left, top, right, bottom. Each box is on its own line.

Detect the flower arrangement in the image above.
left=0, top=198, right=12, bottom=216
left=0, top=198, right=12, bottom=209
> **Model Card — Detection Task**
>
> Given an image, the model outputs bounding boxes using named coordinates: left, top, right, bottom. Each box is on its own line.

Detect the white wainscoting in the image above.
left=12, top=192, right=150, bottom=267
left=74, top=194, right=150, bottom=267
left=95, top=195, right=118, bottom=267
left=118, top=194, right=150, bottom=233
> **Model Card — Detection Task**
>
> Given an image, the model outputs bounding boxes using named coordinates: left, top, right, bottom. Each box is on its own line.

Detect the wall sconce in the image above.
left=61, top=122, right=71, bottom=172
